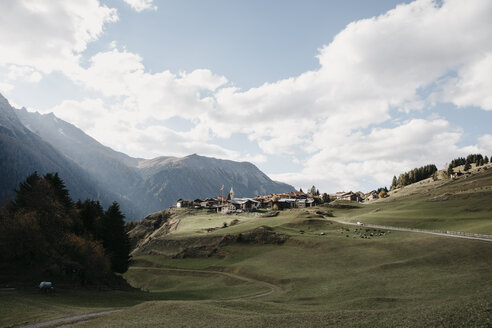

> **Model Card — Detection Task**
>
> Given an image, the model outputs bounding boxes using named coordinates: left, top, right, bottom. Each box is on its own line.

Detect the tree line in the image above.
left=0, top=172, right=131, bottom=285
left=391, top=164, right=438, bottom=189
left=447, top=154, right=489, bottom=175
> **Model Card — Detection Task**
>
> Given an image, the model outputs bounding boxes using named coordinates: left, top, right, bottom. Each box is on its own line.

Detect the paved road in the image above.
left=334, top=219, right=492, bottom=242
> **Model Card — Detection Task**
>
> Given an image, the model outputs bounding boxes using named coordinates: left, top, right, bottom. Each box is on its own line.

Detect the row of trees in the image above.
left=447, top=154, right=490, bottom=176
left=299, top=186, right=320, bottom=196
left=390, top=164, right=438, bottom=189
left=0, top=172, right=131, bottom=285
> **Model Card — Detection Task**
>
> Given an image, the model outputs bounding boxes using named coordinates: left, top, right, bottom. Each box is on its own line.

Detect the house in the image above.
left=335, top=192, right=346, bottom=200
left=176, top=199, right=193, bottom=208
left=254, top=196, right=273, bottom=209
left=217, top=203, right=236, bottom=214
left=296, top=198, right=306, bottom=208
left=340, top=192, right=360, bottom=202
left=228, top=198, right=260, bottom=212
left=305, top=197, right=315, bottom=207
left=193, top=198, right=216, bottom=209
left=277, top=198, right=296, bottom=210
left=364, top=191, right=378, bottom=201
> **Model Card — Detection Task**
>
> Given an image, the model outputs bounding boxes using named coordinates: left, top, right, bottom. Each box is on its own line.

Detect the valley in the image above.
left=2, top=166, right=491, bottom=327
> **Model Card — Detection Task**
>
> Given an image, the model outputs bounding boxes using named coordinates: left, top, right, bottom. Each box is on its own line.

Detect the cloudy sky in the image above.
left=1, top=0, right=491, bottom=193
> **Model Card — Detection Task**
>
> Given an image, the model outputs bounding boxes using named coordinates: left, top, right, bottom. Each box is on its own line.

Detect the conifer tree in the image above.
left=391, top=176, right=397, bottom=189
left=310, top=185, right=316, bottom=195
left=447, top=165, right=454, bottom=177
left=101, top=202, right=131, bottom=273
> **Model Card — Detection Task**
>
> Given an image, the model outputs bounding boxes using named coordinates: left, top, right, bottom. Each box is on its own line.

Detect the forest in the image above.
left=0, top=172, right=131, bottom=286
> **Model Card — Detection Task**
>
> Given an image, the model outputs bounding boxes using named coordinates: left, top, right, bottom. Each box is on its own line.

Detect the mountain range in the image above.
left=0, top=93, right=294, bottom=220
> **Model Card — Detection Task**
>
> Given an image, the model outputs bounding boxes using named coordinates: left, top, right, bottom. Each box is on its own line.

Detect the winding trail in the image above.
left=18, top=310, right=123, bottom=328
left=128, top=266, right=279, bottom=300
left=17, top=267, right=278, bottom=327
left=333, top=219, right=492, bottom=242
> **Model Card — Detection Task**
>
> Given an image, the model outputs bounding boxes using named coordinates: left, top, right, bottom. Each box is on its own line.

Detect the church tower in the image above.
left=228, top=186, right=235, bottom=200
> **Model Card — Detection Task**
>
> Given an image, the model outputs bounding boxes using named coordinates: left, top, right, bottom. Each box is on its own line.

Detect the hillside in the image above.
left=120, top=202, right=491, bottom=327
left=337, top=162, right=492, bottom=234
left=2, top=162, right=491, bottom=327
left=0, top=94, right=116, bottom=206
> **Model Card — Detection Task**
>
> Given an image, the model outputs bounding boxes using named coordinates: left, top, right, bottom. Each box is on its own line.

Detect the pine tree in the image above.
left=391, top=176, right=397, bottom=189
left=447, top=165, right=454, bottom=177
left=77, top=199, right=104, bottom=237
left=310, top=186, right=316, bottom=195
left=44, top=172, right=73, bottom=210
left=101, top=202, right=131, bottom=273
left=464, top=162, right=471, bottom=171
left=485, top=156, right=489, bottom=164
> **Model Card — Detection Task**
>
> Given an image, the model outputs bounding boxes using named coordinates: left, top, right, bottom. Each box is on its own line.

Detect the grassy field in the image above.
left=332, top=165, right=492, bottom=234
left=80, top=210, right=491, bottom=327
left=0, top=288, right=154, bottom=327
left=2, top=170, right=492, bottom=327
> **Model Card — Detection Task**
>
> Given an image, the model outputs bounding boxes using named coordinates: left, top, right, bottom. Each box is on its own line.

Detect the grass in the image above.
left=80, top=213, right=491, bottom=327
left=2, top=171, right=492, bottom=327
left=331, top=165, right=492, bottom=234
left=0, top=288, right=152, bottom=327
left=124, top=267, right=268, bottom=299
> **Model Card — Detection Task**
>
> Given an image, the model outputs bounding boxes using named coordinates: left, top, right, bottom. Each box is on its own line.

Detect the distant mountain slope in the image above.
left=0, top=94, right=108, bottom=205
left=138, top=154, right=294, bottom=208
left=15, top=107, right=145, bottom=218
left=5, top=94, right=295, bottom=218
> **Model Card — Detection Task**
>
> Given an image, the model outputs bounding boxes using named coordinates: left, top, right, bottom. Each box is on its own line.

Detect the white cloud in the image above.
left=440, top=54, right=492, bottom=110
left=272, top=119, right=463, bottom=192
left=0, top=81, right=14, bottom=96
left=42, top=98, right=263, bottom=166
left=121, top=0, right=156, bottom=12
left=42, top=98, right=109, bottom=131
left=461, top=134, right=492, bottom=155
left=7, top=65, right=42, bottom=83
left=207, top=0, right=492, bottom=156
left=5, top=0, right=492, bottom=193
left=0, top=0, right=118, bottom=74
left=69, top=49, right=227, bottom=124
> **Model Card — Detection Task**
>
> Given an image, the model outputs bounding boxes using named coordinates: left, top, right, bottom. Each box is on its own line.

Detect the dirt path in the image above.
left=334, top=219, right=492, bottom=242
left=18, top=310, right=123, bottom=328
left=21, top=267, right=278, bottom=327
left=129, top=266, right=279, bottom=300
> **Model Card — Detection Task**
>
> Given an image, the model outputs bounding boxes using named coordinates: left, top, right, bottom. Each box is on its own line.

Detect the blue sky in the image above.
left=0, top=0, right=491, bottom=193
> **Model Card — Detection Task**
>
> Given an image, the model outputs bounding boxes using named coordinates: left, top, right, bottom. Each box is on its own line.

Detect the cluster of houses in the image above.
left=335, top=190, right=380, bottom=202
left=176, top=188, right=319, bottom=214
left=176, top=187, right=383, bottom=214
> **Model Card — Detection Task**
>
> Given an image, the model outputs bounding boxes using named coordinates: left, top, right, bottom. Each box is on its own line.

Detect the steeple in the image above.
left=228, top=186, right=235, bottom=200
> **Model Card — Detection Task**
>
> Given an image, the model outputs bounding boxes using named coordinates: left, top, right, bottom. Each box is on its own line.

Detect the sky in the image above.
left=0, top=0, right=491, bottom=193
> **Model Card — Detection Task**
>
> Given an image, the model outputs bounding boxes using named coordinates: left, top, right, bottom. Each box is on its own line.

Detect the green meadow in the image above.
left=82, top=213, right=491, bottom=328
left=2, top=168, right=491, bottom=327
left=331, top=165, right=492, bottom=234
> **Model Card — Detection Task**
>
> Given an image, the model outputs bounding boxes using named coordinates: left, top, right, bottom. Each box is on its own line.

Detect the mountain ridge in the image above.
left=2, top=93, right=295, bottom=219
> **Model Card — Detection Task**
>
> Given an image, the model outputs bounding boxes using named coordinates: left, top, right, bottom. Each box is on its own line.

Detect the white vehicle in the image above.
left=356, top=221, right=364, bottom=226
